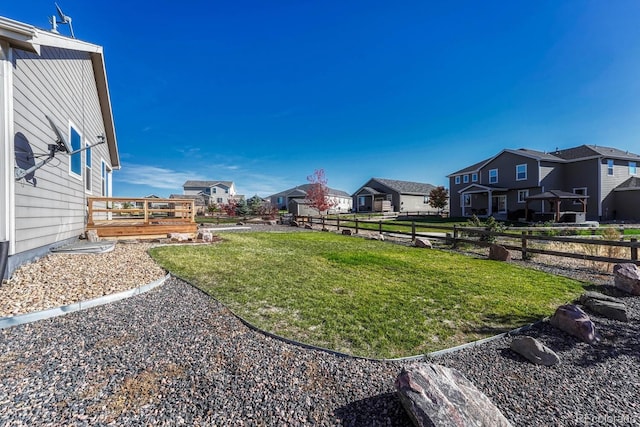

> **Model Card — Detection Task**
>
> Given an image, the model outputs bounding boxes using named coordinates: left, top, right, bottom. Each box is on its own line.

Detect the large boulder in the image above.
left=549, top=304, right=600, bottom=345
left=489, top=244, right=511, bottom=261
left=341, top=229, right=352, bottom=236
left=510, top=336, right=560, bottom=366
left=86, top=229, right=100, bottom=243
left=414, top=238, right=432, bottom=249
left=578, top=292, right=628, bottom=322
left=197, top=230, right=214, bottom=242
left=395, top=364, right=512, bottom=427
left=613, top=263, right=640, bottom=296
left=168, top=233, right=191, bottom=242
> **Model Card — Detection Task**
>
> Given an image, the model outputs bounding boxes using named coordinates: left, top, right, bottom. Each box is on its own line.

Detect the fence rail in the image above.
left=299, top=215, right=640, bottom=265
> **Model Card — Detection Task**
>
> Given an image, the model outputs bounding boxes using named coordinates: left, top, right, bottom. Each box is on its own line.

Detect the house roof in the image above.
left=355, top=186, right=384, bottom=196
left=367, top=178, right=436, bottom=195
left=183, top=180, right=234, bottom=188
left=525, top=190, right=589, bottom=201
left=449, top=144, right=640, bottom=176
left=269, top=184, right=351, bottom=199
left=614, top=176, right=640, bottom=192
left=0, top=16, right=120, bottom=169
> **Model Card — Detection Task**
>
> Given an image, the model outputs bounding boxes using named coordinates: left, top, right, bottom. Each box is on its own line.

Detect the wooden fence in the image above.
left=300, top=215, right=640, bottom=266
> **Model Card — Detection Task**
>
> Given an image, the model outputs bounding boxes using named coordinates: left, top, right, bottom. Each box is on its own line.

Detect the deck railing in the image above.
left=87, top=197, right=196, bottom=226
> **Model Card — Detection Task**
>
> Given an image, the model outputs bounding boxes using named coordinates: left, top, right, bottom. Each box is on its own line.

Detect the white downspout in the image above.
left=0, top=41, right=16, bottom=255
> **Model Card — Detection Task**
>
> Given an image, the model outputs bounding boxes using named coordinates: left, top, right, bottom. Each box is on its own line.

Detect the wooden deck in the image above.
left=87, top=197, right=197, bottom=238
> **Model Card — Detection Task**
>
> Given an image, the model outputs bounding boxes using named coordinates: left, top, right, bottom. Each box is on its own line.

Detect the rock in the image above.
left=321, top=228, right=329, bottom=232
left=395, top=364, right=512, bottom=427
left=304, top=224, right=313, bottom=229
left=236, top=221, right=245, bottom=226
left=168, top=233, right=191, bottom=242
left=267, top=220, right=277, bottom=225
left=489, top=244, right=511, bottom=261
left=510, top=336, right=560, bottom=366
left=86, top=229, right=100, bottom=243
left=197, top=231, right=213, bottom=242
left=613, top=263, right=640, bottom=295
left=341, top=229, right=352, bottom=236
left=579, top=293, right=628, bottom=322
left=549, top=304, right=600, bottom=344
left=414, top=238, right=432, bottom=249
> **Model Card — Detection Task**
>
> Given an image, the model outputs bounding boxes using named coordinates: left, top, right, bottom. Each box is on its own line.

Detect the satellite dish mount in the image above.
left=49, top=3, right=75, bottom=38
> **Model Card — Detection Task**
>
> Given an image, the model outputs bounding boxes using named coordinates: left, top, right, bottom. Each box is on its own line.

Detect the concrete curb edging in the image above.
left=0, top=273, right=170, bottom=330
left=173, top=273, right=543, bottom=363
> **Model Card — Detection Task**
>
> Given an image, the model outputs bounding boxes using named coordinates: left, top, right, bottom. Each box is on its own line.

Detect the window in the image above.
left=225, top=188, right=229, bottom=194
left=423, top=195, right=429, bottom=204
left=573, top=187, right=587, bottom=205
left=472, top=173, right=478, bottom=182
left=212, top=188, right=217, bottom=194
left=69, top=125, right=82, bottom=177
left=630, top=161, right=637, bottom=175
left=101, top=161, right=111, bottom=197
left=85, top=142, right=92, bottom=192
left=217, top=197, right=223, bottom=203
left=516, top=164, right=527, bottom=181
left=463, top=174, right=469, bottom=183
left=358, top=196, right=366, bottom=206
left=489, top=169, right=498, bottom=184
left=277, top=196, right=283, bottom=204
left=462, top=194, right=471, bottom=207
left=517, top=189, right=529, bottom=203
left=607, top=159, right=614, bottom=176
left=455, top=176, right=461, bottom=184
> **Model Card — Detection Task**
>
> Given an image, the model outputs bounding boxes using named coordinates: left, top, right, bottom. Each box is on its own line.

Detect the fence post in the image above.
left=412, top=221, right=416, bottom=241
left=355, top=218, right=359, bottom=234
left=453, top=225, right=458, bottom=248
left=337, top=216, right=340, bottom=230
left=322, top=216, right=325, bottom=229
left=632, top=238, right=638, bottom=262
left=379, top=220, right=383, bottom=233
left=521, top=231, right=527, bottom=260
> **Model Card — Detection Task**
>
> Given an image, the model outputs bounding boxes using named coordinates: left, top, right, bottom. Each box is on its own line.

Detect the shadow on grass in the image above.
left=461, top=313, right=544, bottom=337
left=334, top=392, right=413, bottom=427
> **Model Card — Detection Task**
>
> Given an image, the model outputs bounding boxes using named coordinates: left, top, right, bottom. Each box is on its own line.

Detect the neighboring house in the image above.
left=169, top=194, right=208, bottom=215
left=268, top=184, right=353, bottom=215
left=352, top=178, right=441, bottom=214
left=182, top=180, right=240, bottom=206
left=0, top=16, right=119, bottom=278
left=448, top=145, right=640, bottom=221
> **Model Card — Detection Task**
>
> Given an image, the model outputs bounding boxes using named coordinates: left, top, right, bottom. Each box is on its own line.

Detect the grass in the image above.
left=150, top=232, right=587, bottom=358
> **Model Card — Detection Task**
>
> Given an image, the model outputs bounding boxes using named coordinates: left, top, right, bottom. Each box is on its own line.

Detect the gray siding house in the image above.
left=448, top=145, right=640, bottom=221
left=183, top=180, right=241, bottom=206
left=268, top=184, right=352, bottom=215
left=352, top=178, right=441, bottom=213
left=0, top=16, right=119, bottom=278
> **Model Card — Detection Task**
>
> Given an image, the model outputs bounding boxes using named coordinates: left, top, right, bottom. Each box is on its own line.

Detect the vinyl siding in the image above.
left=12, top=45, right=112, bottom=254
left=482, top=152, right=539, bottom=189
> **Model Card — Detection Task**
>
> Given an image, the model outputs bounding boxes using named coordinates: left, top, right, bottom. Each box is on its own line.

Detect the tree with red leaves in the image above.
left=306, top=169, right=337, bottom=215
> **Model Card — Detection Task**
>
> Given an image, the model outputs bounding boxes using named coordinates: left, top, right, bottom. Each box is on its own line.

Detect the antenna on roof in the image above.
left=49, top=3, right=75, bottom=38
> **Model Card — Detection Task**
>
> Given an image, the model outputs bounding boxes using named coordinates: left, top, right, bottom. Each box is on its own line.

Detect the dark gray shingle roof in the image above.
left=371, top=178, right=436, bottom=195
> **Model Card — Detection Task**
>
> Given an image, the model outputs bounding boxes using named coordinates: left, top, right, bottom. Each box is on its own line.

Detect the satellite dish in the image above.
left=54, top=3, right=75, bottom=38
left=45, top=115, right=73, bottom=154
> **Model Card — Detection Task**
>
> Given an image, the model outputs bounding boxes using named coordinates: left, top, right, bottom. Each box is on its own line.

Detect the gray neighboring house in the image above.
left=268, top=184, right=353, bottom=215
left=352, top=178, right=441, bottom=213
left=1, top=16, right=119, bottom=278
left=448, top=145, right=640, bottom=221
left=182, top=180, right=243, bottom=206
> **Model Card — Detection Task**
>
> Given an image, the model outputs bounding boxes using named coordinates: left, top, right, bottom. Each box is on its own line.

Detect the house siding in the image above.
left=12, top=46, right=112, bottom=254
left=562, top=159, right=599, bottom=220
left=614, top=191, right=640, bottom=221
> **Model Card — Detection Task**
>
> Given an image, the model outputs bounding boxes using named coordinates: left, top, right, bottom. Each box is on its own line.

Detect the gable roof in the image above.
left=449, top=144, right=640, bottom=176
left=183, top=180, right=234, bottom=188
left=269, top=184, right=351, bottom=199
left=367, top=178, right=436, bottom=195
left=614, top=176, right=640, bottom=192
left=0, top=16, right=120, bottom=169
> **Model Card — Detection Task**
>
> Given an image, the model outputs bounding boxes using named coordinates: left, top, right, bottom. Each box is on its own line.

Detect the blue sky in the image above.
left=3, top=1, right=640, bottom=198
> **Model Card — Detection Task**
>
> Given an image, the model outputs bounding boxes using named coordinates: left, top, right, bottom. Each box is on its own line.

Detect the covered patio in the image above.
left=525, top=190, right=588, bottom=223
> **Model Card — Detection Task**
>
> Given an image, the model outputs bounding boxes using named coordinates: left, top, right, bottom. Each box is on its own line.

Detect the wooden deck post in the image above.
left=87, top=198, right=94, bottom=226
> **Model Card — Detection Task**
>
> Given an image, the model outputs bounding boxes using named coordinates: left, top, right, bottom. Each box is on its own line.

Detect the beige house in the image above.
left=268, top=184, right=352, bottom=215
left=352, top=178, right=441, bottom=214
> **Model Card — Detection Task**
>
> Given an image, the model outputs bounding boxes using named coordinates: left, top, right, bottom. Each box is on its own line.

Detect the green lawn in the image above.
left=150, top=232, right=587, bottom=358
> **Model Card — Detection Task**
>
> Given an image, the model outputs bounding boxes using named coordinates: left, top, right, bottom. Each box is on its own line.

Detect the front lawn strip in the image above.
left=150, top=232, right=586, bottom=359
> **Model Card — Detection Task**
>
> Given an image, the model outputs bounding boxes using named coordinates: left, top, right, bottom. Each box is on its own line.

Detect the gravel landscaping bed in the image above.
left=1, top=225, right=638, bottom=425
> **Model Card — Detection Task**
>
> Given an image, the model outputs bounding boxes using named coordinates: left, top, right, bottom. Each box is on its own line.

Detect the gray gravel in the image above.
left=1, top=224, right=639, bottom=425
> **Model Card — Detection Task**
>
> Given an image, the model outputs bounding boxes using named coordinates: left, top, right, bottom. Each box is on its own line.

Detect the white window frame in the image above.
left=517, top=189, right=529, bottom=203
left=463, top=174, right=469, bottom=183
left=455, top=176, right=461, bottom=184
left=630, top=161, right=637, bottom=175
left=516, top=164, right=527, bottom=181
left=472, top=173, right=478, bottom=182
left=489, top=169, right=498, bottom=184
left=68, top=122, right=82, bottom=180
left=573, top=187, right=587, bottom=205
left=607, top=159, right=614, bottom=176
